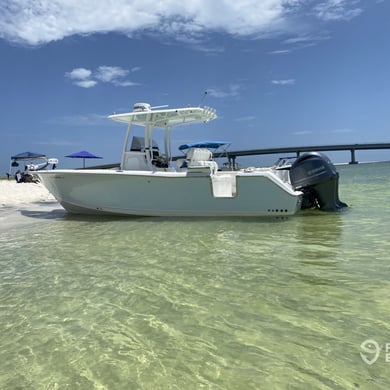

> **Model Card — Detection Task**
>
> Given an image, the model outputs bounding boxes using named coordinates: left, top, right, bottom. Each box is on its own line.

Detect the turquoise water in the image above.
left=1, top=163, right=390, bottom=389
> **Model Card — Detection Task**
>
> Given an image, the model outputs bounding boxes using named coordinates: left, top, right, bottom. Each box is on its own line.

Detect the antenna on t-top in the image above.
left=198, top=91, right=208, bottom=106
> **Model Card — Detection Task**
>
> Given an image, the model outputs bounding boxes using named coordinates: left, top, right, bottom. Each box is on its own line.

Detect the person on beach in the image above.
left=15, top=171, right=25, bottom=183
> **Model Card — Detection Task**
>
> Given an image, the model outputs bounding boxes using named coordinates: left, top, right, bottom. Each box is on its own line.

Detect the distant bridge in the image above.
left=92, top=142, right=390, bottom=170
left=211, top=142, right=390, bottom=166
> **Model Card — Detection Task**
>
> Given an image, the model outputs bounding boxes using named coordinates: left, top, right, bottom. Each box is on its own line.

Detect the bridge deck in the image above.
left=211, top=142, right=390, bottom=165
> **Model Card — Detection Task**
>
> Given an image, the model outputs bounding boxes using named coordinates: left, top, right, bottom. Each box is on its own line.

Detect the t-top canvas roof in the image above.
left=178, top=141, right=230, bottom=151
left=108, top=106, right=217, bottom=128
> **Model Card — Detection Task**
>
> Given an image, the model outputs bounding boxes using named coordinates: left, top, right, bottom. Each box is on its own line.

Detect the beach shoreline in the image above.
left=0, top=180, right=63, bottom=229
left=0, top=180, right=56, bottom=208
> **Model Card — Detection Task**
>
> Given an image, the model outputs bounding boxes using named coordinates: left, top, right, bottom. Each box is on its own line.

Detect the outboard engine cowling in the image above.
left=289, top=152, right=347, bottom=211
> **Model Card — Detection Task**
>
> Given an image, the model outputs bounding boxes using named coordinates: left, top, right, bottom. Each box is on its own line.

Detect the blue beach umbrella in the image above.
left=65, top=150, right=102, bottom=168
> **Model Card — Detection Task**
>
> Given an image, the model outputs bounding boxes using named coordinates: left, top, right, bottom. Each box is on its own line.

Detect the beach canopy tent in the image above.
left=65, top=150, right=102, bottom=168
left=10, top=151, right=47, bottom=169
left=9, top=151, right=58, bottom=178
left=11, top=151, right=46, bottom=162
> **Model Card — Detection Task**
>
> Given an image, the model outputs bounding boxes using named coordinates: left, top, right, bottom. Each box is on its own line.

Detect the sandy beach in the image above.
left=0, top=180, right=64, bottom=230
left=0, top=180, right=56, bottom=208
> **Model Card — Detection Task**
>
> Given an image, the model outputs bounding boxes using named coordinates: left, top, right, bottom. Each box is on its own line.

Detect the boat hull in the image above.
left=37, top=169, right=303, bottom=217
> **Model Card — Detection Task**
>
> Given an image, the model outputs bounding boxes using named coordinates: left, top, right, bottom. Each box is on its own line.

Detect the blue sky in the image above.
left=1, top=0, right=389, bottom=173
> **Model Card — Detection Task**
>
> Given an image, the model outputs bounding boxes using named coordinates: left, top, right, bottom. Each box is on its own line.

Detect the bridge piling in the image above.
left=350, top=149, right=358, bottom=164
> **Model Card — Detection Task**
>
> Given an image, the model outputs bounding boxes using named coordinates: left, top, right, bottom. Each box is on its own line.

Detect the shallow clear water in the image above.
left=1, top=163, right=390, bottom=389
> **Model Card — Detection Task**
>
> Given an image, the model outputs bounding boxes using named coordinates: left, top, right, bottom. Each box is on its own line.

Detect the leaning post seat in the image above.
left=186, top=148, right=212, bottom=162
left=186, top=148, right=218, bottom=173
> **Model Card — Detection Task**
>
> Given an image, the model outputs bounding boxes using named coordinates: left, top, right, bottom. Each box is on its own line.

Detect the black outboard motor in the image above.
left=289, top=152, right=347, bottom=211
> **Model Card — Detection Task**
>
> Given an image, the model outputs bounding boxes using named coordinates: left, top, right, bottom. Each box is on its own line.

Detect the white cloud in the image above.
left=113, top=80, right=140, bottom=87
left=207, top=84, right=242, bottom=98
left=0, top=0, right=363, bottom=47
left=313, top=0, right=362, bottom=22
left=272, top=79, right=296, bottom=85
left=65, top=65, right=139, bottom=88
left=95, top=66, right=129, bottom=82
left=283, top=34, right=330, bottom=45
left=65, top=67, right=96, bottom=88
left=269, top=49, right=291, bottom=55
left=66, top=67, right=92, bottom=80
left=74, top=80, right=98, bottom=88
left=280, top=34, right=331, bottom=52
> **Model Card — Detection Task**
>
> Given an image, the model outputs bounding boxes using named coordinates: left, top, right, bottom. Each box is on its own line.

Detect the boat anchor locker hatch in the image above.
left=211, top=174, right=237, bottom=198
